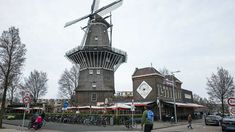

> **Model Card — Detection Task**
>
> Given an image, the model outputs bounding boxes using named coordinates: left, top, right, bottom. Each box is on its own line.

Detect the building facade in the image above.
left=132, top=67, right=195, bottom=120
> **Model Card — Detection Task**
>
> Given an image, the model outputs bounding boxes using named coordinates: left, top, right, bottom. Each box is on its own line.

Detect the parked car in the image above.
left=205, top=115, right=222, bottom=126
left=221, top=116, right=235, bottom=132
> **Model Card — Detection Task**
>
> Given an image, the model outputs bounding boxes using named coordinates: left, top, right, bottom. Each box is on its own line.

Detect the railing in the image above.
left=66, top=45, right=127, bottom=59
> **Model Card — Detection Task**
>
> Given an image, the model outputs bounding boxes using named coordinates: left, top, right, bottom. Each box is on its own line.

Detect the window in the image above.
left=169, top=89, right=172, bottom=98
left=91, top=93, right=97, bottom=102
left=92, top=82, right=96, bottom=88
left=161, top=86, right=165, bottom=96
left=166, top=88, right=168, bottom=98
left=89, top=69, right=93, bottom=74
left=167, top=88, right=170, bottom=98
left=94, top=36, right=98, bottom=41
left=176, top=91, right=178, bottom=99
left=96, top=69, right=100, bottom=74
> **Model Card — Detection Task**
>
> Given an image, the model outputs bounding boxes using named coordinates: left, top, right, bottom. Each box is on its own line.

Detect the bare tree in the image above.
left=21, top=70, right=48, bottom=104
left=7, top=75, right=20, bottom=105
left=58, top=65, right=79, bottom=99
left=193, top=94, right=201, bottom=104
left=159, top=67, right=170, bottom=76
left=0, top=27, right=26, bottom=128
left=193, top=93, right=216, bottom=113
left=206, top=67, right=235, bottom=116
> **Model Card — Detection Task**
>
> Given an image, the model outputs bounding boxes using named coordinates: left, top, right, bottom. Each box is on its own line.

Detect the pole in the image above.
left=158, top=100, right=162, bottom=121
left=131, top=99, right=134, bottom=128
left=22, top=104, right=26, bottom=127
left=157, top=88, right=162, bottom=121
left=172, top=73, right=177, bottom=123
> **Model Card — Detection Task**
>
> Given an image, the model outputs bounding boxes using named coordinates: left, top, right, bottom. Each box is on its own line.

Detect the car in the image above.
left=221, top=116, right=235, bottom=132
left=205, top=115, right=222, bottom=126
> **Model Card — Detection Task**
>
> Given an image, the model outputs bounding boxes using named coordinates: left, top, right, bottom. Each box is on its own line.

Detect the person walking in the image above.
left=41, top=111, right=45, bottom=120
left=141, top=105, right=154, bottom=132
left=187, top=114, right=193, bottom=129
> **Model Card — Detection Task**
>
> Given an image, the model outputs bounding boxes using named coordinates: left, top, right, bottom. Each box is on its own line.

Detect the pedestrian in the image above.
left=187, top=114, right=193, bottom=129
left=41, top=111, right=45, bottom=120
left=203, top=112, right=206, bottom=126
left=30, top=112, right=37, bottom=124
left=141, top=105, right=154, bottom=132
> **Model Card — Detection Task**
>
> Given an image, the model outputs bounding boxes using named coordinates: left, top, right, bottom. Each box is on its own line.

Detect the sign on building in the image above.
left=136, top=81, right=152, bottom=99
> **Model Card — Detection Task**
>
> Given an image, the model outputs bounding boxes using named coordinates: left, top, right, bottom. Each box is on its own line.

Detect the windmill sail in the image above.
left=64, top=14, right=91, bottom=28
left=91, top=0, right=100, bottom=13
left=96, top=0, right=123, bottom=16
left=64, top=0, right=122, bottom=28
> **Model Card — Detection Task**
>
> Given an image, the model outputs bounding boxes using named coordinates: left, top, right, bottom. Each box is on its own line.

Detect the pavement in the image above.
left=1, top=119, right=203, bottom=132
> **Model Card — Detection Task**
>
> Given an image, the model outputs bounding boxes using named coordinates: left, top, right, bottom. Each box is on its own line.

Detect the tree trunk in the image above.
left=222, top=97, right=224, bottom=117
left=10, top=90, right=13, bottom=105
left=0, top=80, right=8, bottom=128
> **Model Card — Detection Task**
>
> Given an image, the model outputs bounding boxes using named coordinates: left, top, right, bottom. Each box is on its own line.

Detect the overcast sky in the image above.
left=1, top=0, right=235, bottom=99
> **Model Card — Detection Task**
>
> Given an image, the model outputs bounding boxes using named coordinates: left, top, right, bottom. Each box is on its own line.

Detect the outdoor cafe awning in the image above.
left=107, top=103, right=131, bottom=110
left=12, top=107, right=43, bottom=110
left=13, top=107, right=32, bottom=110
left=78, top=103, right=132, bottom=110
left=78, top=106, right=105, bottom=110
left=166, top=101, right=205, bottom=108
left=124, top=101, right=152, bottom=107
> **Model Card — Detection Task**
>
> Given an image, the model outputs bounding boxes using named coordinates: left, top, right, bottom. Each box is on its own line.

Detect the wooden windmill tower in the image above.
left=65, top=0, right=127, bottom=105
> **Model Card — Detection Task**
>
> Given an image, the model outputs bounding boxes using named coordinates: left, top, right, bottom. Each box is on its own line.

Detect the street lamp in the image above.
left=171, top=70, right=180, bottom=124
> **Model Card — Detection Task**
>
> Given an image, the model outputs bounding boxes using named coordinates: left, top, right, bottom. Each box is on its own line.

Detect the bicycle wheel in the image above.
left=131, top=122, right=137, bottom=129
left=102, top=120, right=107, bottom=127
left=83, top=119, right=90, bottom=125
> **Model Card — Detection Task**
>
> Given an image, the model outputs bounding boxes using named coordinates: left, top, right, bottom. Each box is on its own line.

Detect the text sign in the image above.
left=230, top=107, right=235, bottom=115
left=23, top=97, right=31, bottom=104
left=228, top=98, right=235, bottom=106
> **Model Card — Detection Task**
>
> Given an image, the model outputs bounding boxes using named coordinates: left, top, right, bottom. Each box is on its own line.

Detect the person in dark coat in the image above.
left=187, top=114, right=193, bottom=129
left=41, top=111, right=45, bottom=120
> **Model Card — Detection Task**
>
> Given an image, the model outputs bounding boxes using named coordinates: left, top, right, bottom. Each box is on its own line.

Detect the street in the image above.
left=3, top=121, right=223, bottom=132
left=153, top=124, right=222, bottom=132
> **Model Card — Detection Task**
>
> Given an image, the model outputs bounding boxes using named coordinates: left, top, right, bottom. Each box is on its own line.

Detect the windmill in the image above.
left=65, top=0, right=127, bottom=106
left=65, top=0, right=123, bottom=47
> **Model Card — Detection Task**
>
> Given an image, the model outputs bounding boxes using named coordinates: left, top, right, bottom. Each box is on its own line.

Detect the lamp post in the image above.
left=171, top=70, right=180, bottom=124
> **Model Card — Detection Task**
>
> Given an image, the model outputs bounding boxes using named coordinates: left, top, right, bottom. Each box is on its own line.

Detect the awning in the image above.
left=166, top=102, right=205, bottom=108
left=13, top=107, right=43, bottom=110
left=124, top=101, right=152, bottom=107
left=67, top=106, right=78, bottom=110
left=78, top=106, right=105, bottom=110
left=13, top=107, right=32, bottom=110
left=107, top=103, right=131, bottom=110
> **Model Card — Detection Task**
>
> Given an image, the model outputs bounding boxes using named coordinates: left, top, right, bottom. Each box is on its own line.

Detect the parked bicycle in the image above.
left=124, top=118, right=137, bottom=129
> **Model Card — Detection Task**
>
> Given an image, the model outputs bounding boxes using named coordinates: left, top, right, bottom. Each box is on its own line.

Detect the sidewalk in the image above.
left=152, top=119, right=202, bottom=130
left=1, top=119, right=203, bottom=132
left=1, top=124, right=61, bottom=132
